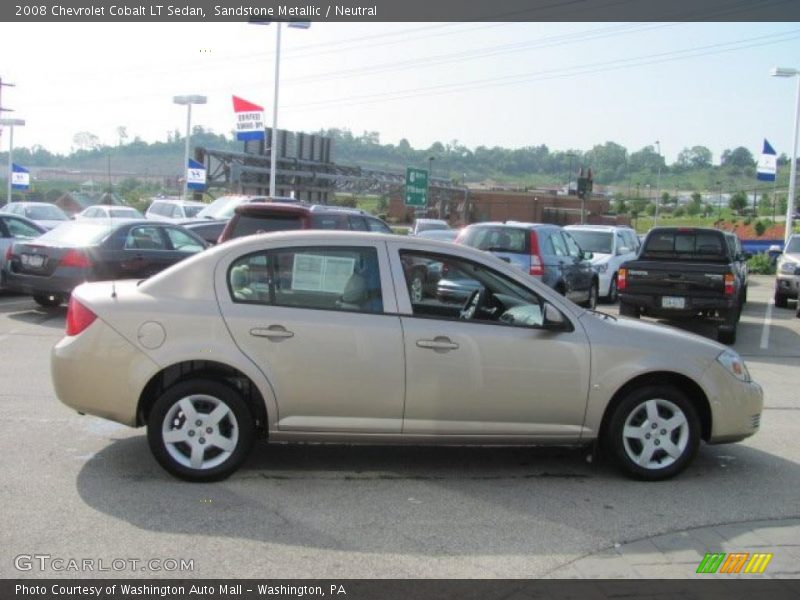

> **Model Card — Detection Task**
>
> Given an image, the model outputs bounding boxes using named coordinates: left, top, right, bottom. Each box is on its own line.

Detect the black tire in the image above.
left=605, top=385, right=701, bottom=481
left=605, top=275, right=618, bottom=304
left=33, top=293, right=64, bottom=308
left=147, top=378, right=255, bottom=482
left=582, top=281, right=598, bottom=309
left=717, top=326, right=736, bottom=345
left=775, top=292, right=788, bottom=308
left=795, top=301, right=800, bottom=319
left=619, top=300, right=639, bottom=318
left=742, top=285, right=747, bottom=304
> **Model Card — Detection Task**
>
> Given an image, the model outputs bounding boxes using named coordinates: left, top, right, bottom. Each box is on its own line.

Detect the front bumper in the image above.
left=701, top=361, right=763, bottom=444
left=775, top=274, right=800, bottom=299
left=51, top=318, right=160, bottom=427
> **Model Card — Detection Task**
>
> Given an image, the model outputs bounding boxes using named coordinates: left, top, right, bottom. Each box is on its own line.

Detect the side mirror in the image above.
left=581, top=251, right=593, bottom=260
left=543, top=302, right=570, bottom=331
left=617, top=246, right=631, bottom=256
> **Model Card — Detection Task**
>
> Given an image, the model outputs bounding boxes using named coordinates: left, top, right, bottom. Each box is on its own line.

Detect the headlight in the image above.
left=779, top=261, right=798, bottom=274
left=594, top=263, right=608, bottom=274
left=717, top=349, right=751, bottom=383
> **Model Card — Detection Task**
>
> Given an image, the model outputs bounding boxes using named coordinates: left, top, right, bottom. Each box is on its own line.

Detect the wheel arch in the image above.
left=136, top=360, right=268, bottom=437
left=599, top=371, right=712, bottom=442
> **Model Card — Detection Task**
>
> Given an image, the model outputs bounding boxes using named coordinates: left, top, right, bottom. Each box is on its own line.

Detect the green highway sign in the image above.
left=405, top=167, right=429, bottom=207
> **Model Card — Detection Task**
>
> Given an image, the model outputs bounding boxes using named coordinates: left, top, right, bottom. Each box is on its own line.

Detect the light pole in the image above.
left=173, top=95, right=206, bottom=200
left=253, top=21, right=310, bottom=198
left=771, top=67, right=800, bottom=244
left=0, top=118, right=24, bottom=206
left=654, top=141, right=662, bottom=226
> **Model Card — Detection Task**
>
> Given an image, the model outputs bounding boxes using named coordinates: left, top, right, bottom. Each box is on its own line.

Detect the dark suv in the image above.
left=218, top=203, right=393, bottom=243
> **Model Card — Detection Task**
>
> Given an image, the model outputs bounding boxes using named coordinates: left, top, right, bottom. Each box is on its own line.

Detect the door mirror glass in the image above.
left=581, top=250, right=593, bottom=260
left=617, top=246, right=631, bottom=255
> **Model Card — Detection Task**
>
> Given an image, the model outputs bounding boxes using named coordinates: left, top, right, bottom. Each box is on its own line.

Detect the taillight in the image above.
left=529, top=231, right=544, bottom=276
left=724, top=273, right=735, bottom=296
left=65, top=297, right=97, bottom=336
left=618, top=268, right=628, bottom=291
left=4, top=246, right=12, bottom=261
left=60, top=249, right=90, bottom=268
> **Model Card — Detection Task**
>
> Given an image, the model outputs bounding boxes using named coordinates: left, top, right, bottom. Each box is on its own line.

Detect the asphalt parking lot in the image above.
left=0, top=274, right=798, bottom=579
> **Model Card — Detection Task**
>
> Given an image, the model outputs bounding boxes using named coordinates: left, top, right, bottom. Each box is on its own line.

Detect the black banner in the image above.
left=3, top=0, right=800, bottom=22
left=3, top=579, right=800, bottom=600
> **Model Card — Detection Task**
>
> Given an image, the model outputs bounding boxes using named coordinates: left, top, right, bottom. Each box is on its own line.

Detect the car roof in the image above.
left=465, top=221, right=554, bottom=230
left=150, top=199, right=205, bottom=206
left=564, top=224, right=619, bottom=232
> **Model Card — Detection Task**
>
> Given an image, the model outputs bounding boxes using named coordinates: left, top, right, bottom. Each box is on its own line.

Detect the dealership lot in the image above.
left=0, top=274, right=798, bottom=578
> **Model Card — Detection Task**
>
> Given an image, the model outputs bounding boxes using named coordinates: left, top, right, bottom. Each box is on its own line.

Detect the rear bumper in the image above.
left=619, top=292, right=737, bottom=318
left=4, top=269, right=86, bottom=296
left=51, top=318, right=160, bottom=427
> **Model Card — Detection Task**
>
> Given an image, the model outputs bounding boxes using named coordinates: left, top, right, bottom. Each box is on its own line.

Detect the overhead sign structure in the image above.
left=405, top=167, right=429, bottom=207
left=232, top=95, right=265, bottom=142
left=11, top=164, right=29, bottom=190
left=757, top=139, right=777, bottom=182
left=186, top=159, right=206, bottom=191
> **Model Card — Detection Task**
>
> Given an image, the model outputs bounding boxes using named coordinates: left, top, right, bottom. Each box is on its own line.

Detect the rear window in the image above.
left=566, top=230, right=613, bottom=254
left=110, top=208, right=141, bottom=218
left=36, top=222, right=113, bottom=246
left=459, top=226, right=530, bottom=254
left=229, top=214, right=304, bottom=238
left=642, top=230, right=729, bottom=260
left=310, top=214, right=348, bottom=230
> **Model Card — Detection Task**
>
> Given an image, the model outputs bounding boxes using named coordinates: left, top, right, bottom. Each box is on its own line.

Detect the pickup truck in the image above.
left=617, top=227, right=748, bottom=344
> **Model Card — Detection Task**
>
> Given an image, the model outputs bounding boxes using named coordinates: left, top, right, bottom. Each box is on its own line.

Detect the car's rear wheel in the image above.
left=606, top=385, right=700, bottom=480
left=774, top=291, right=788, bottom=308
left=619, top=300, right=639, bottom=318
left=33, top=293, right=64, bottom=308
left=147, top=379, right=255, bottom=482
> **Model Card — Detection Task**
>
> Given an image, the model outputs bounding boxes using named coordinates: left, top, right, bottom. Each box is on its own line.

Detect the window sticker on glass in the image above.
left=291, top=254, right=356, bottom=294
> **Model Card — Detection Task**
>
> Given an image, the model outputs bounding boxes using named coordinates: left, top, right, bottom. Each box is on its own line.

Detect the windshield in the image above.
left=567, top=230, right=613, bottom=254
left=26, top=205, right=68, bottom=221
left=642, top=230, right=728, bottom=260
left=786, top=237, right=800, bottom=253
left=196, top=196, right=246, bottom=220
left=37, top=222, right=113, bottom=246
left=183, top=205, right=204, bottom=218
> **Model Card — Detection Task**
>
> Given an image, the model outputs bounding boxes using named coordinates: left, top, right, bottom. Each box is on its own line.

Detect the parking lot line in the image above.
left=760, top=302, right=773, bottom=350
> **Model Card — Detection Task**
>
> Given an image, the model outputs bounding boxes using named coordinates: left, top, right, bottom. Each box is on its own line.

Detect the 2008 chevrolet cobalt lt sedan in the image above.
left=51, top=231, right=762, bottom=482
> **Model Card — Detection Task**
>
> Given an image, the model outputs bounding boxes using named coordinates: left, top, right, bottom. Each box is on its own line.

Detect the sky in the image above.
left=1, top=21, right=799, bottom=166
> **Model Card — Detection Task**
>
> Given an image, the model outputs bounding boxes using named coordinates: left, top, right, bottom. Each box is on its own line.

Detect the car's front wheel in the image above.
left=147, top=379, right=255, bottom=482
left=582, top=281, right=598, bottom=309
left=605, top=275, right=618, bottom=303
left=605, top=385, right=700, bottom=480
left=774, top=291, right=788, bottom=308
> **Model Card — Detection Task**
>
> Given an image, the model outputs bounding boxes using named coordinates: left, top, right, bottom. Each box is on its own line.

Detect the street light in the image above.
left=252, top=20, right=310, bottom=197
left=771, top=66, right=800, bottom=244
left=173, top=95, right=206, bottom=199
left=0, top=118, right=25, bottom=206
left=654, top=141, right=662, bottom=226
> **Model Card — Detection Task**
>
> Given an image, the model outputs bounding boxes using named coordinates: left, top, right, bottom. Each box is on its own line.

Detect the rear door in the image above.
left=216, top=240, right=406, bottom=433
left=115, top=224, right=173, bottom=278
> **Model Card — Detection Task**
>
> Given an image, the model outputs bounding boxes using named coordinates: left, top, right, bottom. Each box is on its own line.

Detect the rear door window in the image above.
left=460, top=226, right=529, bottom=253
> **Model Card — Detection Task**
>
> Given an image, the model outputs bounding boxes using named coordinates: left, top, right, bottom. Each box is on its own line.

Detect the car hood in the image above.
left=589, top=253, right=612, bottom=265
left=782, top=252, right=800, bottom=264
left=579, top=310, right=725, bottom=363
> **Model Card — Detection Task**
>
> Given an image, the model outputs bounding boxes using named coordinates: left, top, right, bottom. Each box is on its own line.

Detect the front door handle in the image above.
left=416, top=336, right=459, bottom=351
left=250, top=325, right=294, bottom=341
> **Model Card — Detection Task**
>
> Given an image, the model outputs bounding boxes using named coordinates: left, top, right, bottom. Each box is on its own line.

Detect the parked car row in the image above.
left=774, top=234, right=800, bottom=318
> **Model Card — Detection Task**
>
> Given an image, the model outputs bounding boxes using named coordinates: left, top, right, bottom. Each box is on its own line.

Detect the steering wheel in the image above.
left=459, top=288, right=487, bottom=320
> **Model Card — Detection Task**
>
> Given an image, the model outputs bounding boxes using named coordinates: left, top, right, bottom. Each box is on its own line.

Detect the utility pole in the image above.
left=0, top=78, right=17, bottom=142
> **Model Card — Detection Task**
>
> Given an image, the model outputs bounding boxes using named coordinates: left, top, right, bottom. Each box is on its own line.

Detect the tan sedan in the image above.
left=51, top=231, right=762, bottom=481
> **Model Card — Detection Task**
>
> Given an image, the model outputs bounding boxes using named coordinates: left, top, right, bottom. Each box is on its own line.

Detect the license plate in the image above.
left=21, top=254, right=45, bottom=268
left=661, top=296, right=685, bottom=309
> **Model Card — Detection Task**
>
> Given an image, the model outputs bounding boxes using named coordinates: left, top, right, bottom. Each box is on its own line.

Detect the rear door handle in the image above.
left=416, top=336, right=459, bottom=351
left=250, top=325, right=294, bottom=340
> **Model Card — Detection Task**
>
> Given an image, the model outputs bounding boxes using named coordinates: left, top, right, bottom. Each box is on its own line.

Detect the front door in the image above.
left=390, top=245, right=591, bottom=439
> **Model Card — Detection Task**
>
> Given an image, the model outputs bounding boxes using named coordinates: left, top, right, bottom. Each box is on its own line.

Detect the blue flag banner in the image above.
left=11, top=163, right=30, bottom=190
left=757, top=139, right=777, bottom=182
left=186, top=158, right=206, bottom=191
